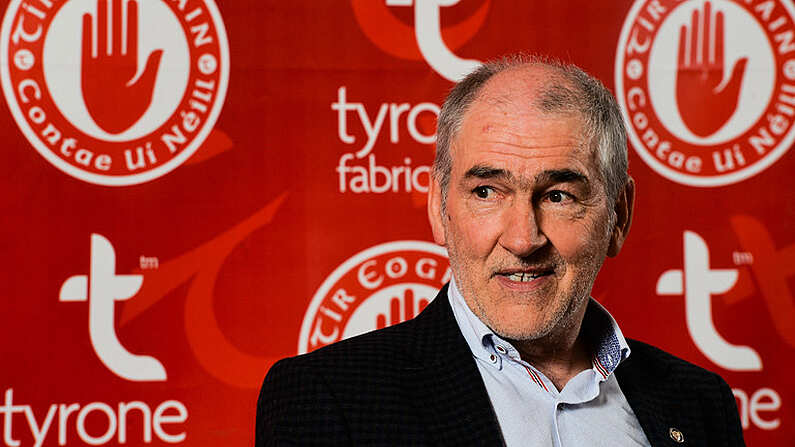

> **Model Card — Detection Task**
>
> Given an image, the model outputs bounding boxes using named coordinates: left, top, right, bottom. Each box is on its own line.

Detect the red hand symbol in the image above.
left=81, top=0, right=163, bottom=134
left=375, top=289, right=429, bottom=330
left=676, top=2, right=747, bottom=138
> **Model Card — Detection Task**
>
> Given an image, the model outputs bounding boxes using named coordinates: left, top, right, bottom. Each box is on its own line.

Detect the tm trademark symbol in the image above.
left=732, top=251, right=754, bottom=265
left=139, top=255, right=160, bottom=269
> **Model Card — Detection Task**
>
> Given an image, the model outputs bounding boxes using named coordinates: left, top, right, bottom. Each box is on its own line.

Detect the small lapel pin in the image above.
left=668, top=427, right=684, bottom=443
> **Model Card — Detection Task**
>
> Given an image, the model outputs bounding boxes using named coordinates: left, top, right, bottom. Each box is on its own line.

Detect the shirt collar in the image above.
left=448, top=276, right=500, bottom=366
left=447, top=277, right=631, bottom=376
left=583, top=298, right=631, bottom=377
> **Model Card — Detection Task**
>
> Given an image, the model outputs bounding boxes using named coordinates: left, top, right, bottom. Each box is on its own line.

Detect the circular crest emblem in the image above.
left=615, top=0, right=795, bottom=186
left=298, top=241, right=450, bottom=354
left=1, top=0, right=229, bottom=185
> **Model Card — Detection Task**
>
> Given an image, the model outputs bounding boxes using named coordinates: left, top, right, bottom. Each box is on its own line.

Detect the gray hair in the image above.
left=433, top=55, right=628, bottom=206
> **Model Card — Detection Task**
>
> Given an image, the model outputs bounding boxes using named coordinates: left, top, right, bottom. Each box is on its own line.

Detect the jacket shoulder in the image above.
left=619, top=339, right=745, bottom=446
left=256, top=320, right=427, bottom=446
left=289, top=316, right=421, bottom=369
left=622, top=338, right=734, bottom=400
left=625, top=339, right=715, bottom=375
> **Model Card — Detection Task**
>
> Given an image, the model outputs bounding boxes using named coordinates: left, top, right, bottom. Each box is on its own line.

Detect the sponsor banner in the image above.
left=0, top=1, right=792, bottom=445
left=1, top=0, right=229, bottom=185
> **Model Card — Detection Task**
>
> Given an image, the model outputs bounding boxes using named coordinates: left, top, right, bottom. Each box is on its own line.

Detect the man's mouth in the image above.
left=498, top=269, right=555, bottom=282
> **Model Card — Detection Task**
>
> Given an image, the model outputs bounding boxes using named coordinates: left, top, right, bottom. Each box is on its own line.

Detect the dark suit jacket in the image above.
left=256, top=285, right=744, bottom=446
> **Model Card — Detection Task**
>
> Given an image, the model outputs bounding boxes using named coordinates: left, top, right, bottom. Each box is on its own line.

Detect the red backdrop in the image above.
left=1, top=0, right=792, bottom=445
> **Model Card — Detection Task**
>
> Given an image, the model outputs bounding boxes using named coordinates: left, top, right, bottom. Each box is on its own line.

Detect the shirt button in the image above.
left=495, top=345, right=507, bottom=354
left=489, top=354, right=497, bottom=363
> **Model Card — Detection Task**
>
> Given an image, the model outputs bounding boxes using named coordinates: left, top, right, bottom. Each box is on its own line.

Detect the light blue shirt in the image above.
left=448, top=278, right=651, bottom=447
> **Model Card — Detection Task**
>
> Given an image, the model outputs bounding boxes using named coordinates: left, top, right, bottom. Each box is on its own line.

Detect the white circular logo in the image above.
left=615, top=0, right=795, bottom=186
left=298, top=241, right=450, bottom=354
left=1, top=0, right=230, bottom=185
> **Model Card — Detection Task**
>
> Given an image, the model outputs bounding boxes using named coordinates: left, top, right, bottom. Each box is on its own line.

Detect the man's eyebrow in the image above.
left=463, top=165, right=514, bottom=181
left=535, top=169, right=589, bottom=185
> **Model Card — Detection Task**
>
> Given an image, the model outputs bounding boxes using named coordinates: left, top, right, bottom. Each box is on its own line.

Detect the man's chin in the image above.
left=482, top=312, right=559, bottom=343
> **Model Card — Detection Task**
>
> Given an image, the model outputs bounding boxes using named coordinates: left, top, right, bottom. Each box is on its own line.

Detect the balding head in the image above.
left=434, top=55, right=628, bottom=208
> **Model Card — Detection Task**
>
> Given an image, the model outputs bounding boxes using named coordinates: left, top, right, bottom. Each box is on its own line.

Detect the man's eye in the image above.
left=546, top=190, right=572, bottom=203
left=473, top=186, right=494, bottom=199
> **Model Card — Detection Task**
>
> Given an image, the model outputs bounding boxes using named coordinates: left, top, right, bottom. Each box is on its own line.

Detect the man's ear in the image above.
left=607, top=176, right=635, bottom=257
left=427, top=174, right=447, bottom=246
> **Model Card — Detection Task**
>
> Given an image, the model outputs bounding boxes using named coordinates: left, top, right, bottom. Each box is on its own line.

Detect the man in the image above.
left=256, top=56, right=744, bottom=446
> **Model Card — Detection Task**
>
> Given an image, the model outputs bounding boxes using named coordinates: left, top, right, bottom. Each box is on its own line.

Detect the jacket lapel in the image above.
left=616, top=342, right=707, bottom=446
left=404, top=285, right=505, bottom=445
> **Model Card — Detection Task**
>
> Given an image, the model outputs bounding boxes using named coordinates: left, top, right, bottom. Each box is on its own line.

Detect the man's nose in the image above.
left=498, top=201, right=548, bottom=257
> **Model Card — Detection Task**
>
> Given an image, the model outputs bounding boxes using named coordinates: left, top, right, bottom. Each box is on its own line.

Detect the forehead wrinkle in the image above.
left=466, top=110, right=590, bottom=153
left=475, top=139, right=588, bottom=154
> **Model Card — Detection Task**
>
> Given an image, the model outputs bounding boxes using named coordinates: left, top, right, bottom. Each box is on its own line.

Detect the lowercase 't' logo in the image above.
left=352, top=0, right=488, bottom=81
left=657, top=230, right=762, bottom=371
left=59, top=233, right=167, bottom=381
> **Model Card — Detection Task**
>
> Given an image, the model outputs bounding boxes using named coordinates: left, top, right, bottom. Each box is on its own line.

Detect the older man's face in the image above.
left=429, top=69, right=631, bottom=342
